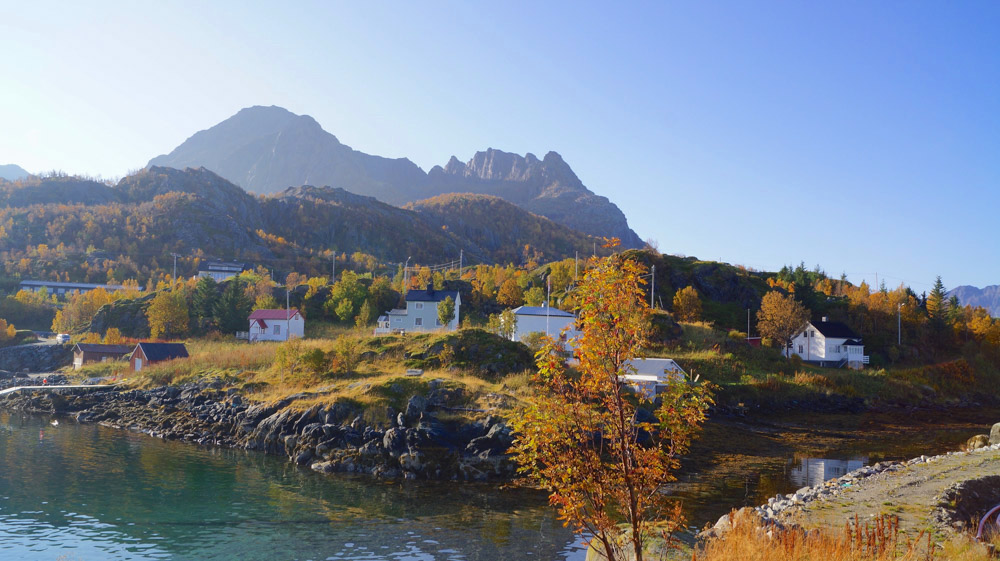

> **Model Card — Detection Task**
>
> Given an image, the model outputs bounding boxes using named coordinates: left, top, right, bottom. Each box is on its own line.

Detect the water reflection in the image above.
left=787, top=456, right=868, bottom=488
left=0, top=412, right=585, bottom=561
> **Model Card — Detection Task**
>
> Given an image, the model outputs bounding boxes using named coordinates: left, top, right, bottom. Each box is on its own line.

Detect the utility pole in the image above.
left=403, top=256, right=411, bottom=293
left=650, top=264, right=655, bottom=308
left=574, top=251, right=578, bottom=282
left=898, top=303, right=904, bottom=345
left=747, top=309, right=751, bottom=339
left=459, top=249, right=463, bottom=275
left=286, top=287, right=290, bottom=342
left=331, top=254, right=336, bottom=282
left=170, top=253, right=179, bottom=281
left=546, top=275, right=551, bottom=337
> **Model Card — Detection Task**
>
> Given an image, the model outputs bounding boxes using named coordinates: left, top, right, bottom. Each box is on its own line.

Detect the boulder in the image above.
left=405, top=394, right=428, bottom=419
left=990, top=423, right=1000, bottom=446
left=968, top=434, right=990, bottom=451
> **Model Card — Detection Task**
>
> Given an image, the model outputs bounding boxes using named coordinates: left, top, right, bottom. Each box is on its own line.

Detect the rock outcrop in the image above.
left=0, top=343, right=72, bottom=373
left=0, top=380, right=517, bottom=482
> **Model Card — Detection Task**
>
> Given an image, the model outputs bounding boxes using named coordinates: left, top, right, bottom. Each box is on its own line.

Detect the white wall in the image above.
left=512, top=314, right=578, bottom=341
left=250, top=316, right=304, bottom=342
left=405, top=299, right=460, bottom=332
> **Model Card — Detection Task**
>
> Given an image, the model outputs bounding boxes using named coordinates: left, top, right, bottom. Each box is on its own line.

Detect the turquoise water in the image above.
left=0, top=412, right=585, bottom=561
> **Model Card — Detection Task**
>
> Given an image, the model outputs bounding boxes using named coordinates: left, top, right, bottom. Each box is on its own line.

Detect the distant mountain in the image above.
left=0, top=164, right=30, bottom=181
left=948, top=285, right=1000, bottom=317
left=148, top=105, right=642, bottom=246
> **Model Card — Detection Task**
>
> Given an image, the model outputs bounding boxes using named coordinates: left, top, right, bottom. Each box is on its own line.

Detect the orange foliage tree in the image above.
left=508, top=247, right=713, bottom=561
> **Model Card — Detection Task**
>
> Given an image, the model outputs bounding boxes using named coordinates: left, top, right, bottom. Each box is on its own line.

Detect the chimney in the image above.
left=821, top=316, right=828, bottom=322
left=426, top=283, right=433, bottom=292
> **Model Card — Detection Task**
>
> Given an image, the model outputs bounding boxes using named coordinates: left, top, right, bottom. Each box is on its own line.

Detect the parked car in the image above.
left=55, top=333, right=70, bottom=344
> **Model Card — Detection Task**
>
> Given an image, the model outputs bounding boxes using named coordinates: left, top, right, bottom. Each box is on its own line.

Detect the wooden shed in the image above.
left=130, top=342, right=189, bottom=372
left=72, top=343, right=133, bottom=370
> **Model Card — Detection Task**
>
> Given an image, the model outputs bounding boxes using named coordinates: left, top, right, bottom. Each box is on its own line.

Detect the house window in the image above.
left=415, top=302, right=424, bottom=310
left=798, top=344, right=803, bottom=353
left=415, top=317, right=423, bottom=327
left=274, top=324, right=281, bottom=335
left=809, top=331, right=815, bottom=337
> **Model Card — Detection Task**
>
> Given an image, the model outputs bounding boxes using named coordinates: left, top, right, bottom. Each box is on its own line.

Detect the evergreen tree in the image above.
left=927, top=276, right=947, bottom=321
left=214, top=280, right=252, bottom=334
left=191, top=276, right=218, bottom=330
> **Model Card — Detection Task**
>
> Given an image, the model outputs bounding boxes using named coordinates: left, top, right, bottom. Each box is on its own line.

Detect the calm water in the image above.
left=1, top=408, right=994, bottom=560
left=0, top=412, right=584, bottom=561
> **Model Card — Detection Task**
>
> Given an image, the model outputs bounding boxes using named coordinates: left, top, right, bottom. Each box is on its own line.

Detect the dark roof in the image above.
left=810, top=320, right=859, bottom=339
left=842, top=339, right=863, bottom=346
left=135, top=342, right=189, bottom=362
left=406, top=287, right=460, bottom=303
left=74, top=344, right=133, bottom=355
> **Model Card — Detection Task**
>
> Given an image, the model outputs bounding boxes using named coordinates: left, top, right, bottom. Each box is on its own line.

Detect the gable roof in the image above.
left=843, top=339, right=863, bottom=346
left=249, top=308, right=300, bottom=320
left=406, top=288, right=460, bottom=303
left=134, top=342, right=189, bottom=362
left=808, top=320, right=859, bottom=339
left=512, top=305, right=575, bottom=318
left=74, top=343, right=133, bottom=355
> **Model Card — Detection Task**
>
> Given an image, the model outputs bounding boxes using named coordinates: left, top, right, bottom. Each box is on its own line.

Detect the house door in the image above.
left=135, top=358, right=143, bottom=371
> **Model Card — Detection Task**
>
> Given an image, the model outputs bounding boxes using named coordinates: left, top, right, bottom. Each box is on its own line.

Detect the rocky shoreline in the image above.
left=0, top=380, right=517, bottom=482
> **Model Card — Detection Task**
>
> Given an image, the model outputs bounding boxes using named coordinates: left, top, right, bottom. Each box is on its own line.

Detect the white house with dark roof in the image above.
left=375, top=285, right=460, bottom=333
left=790, top=318, right=868, bottom=369
left=248, top=308, right=304, bottom=342
left=507, top=305, right=580, bottom=342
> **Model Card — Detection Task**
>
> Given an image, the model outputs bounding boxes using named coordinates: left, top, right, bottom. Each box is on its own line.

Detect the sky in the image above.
left=1, top=1, right=998, bottom=291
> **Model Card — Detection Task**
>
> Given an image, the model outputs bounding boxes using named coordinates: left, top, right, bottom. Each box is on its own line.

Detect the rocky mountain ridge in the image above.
left=949, top=285, right=1000, bottom=317
left=148, top=105, right=642, bottom=246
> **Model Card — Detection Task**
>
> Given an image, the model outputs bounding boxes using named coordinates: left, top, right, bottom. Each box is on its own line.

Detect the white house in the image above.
left=375, top=285, right=461, bottom=333
left=621, top=358, right=686, bottom=396
left=507, top=305, right=580, bottom=342
left=248, top=308, right=304, bottom=342
left=789, top=318, right=868, bottom=369
left=19, top=280, right=141, bottom=296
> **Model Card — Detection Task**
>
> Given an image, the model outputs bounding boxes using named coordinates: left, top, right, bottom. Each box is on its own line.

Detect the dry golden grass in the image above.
left=694, top=509, right=997, bottom=561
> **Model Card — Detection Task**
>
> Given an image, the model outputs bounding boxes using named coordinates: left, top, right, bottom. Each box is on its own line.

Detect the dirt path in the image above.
left=775, top=445, right=1000, bottom=538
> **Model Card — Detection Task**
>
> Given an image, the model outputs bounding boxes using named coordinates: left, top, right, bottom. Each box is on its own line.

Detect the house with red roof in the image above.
left=248, top=308, right=304, bottom=342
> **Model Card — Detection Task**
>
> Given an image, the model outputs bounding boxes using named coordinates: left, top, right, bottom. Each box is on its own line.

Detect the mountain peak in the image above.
left=0, top=164, right=30, bottom=181
left=146, top=107, right=643, bottom=247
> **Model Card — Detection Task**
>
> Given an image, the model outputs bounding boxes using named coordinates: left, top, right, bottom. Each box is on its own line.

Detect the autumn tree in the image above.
left=497, top=278, right=524, bottom=307
left=147, top=290, right=189, bottom=339
left=524, top=286, right=545, bottom=307
left=437, top=296, right=456, bottom=327
left=509, top=250, right=713, bottom=561
left=757, top=290, right=810, bottom=356
left=671, top=286, right=702, bottom=322
left=102, top=327, right=124, bottom=345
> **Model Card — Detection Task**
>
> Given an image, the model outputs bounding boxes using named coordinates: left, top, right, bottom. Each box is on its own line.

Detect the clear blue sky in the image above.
left=1, top=2, right=998, bottom=291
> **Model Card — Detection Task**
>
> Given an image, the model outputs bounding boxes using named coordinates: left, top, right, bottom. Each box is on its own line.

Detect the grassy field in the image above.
left=68, top=318, right=1000, bottom=420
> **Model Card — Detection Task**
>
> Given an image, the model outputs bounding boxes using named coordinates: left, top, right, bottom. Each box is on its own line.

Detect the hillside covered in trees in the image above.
left=0, top=167, right=611, bottom=291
